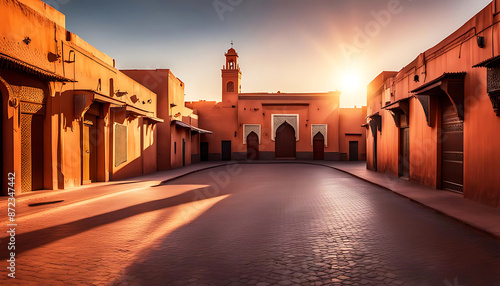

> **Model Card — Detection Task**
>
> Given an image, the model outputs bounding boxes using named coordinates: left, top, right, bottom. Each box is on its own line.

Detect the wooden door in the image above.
left=349, top=141, right=359, bottom=161
left=200, top=142, right=209, bottom=161
left=247, top=132, right=259, bottom=160
left=275, top=123, right=296, bottom=158
left=399, top=127, right=410, bottom=178
left=373, top=134, right=378, bottom=171
left=441, top=98, right=464, bottom=193
left=182, top=138, right=186, bottom=166
left=83, top=115, right=97, bottom=184
left=21, top=113, right=44, bottom=192
left=221, top=140, right=232, bottom=161
left=313, top=133, right=325, bottom=160
left=0, top=91, right=3, bottom=191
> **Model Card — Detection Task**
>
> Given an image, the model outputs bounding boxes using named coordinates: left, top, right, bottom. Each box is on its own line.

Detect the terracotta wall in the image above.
left=186, top=101, right=237, bottom=160
left=366, top=1, right=500, bottom=208
left=122, top=69, right=199, bottom=170
left=339, top=107, right=367, bottom=161
left=0, top=0, right=160, bottom=193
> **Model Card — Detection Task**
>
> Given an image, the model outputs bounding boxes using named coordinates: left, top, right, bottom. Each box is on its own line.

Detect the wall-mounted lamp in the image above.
left=477, top=36, right=485, bottom=48
left=116, top=91, right=128, bottom=97
left=414, top=75, right=420, bottom=82
left=23, top=37, right=31, bottom=45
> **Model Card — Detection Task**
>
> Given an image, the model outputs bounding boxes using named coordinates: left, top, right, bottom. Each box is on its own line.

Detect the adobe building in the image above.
left=186, top=48, right=367, bottom=161
left=366, top=0, right=500, bottom=208
left=121, top=69, right=211, bottom=170
left=0, top=0, right=164, bottom=194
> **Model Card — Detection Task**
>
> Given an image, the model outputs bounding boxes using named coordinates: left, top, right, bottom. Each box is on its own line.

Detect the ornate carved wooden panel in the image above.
left=487, top=68, right=500, bottom=116
left=114, top=124, right=128, bottom=167
left=20, top=114, right=32, bottom=193
left=487, top=67, right=500, bottom=94
left=20, top=114, right=44, bottom=193
left=441, top=98, right=464, bottom=193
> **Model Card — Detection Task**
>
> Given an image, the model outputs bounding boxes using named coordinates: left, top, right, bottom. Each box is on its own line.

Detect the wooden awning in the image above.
left=0, top=52, right=75, bottom=82
left=74, top=90, right=126, bottom=118
left=125, top=105, right=150, bottom=117
left=144, top=116, right=164, bottom=124
left=174, top=120, right=212, bottom=134
left=367, top=112, right=381, bottom=137
left=382, top=98, right=410, bottom=127
left=473, top=55, right=500, bottom=68
left=411, top=72, right=466, bottom=126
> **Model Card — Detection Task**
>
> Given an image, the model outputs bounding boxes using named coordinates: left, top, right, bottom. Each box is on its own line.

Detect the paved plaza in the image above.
left=1, top=164, right=500, bottom=285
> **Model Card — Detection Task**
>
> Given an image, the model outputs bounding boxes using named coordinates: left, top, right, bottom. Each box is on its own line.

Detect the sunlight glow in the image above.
left=341, top=72, right=361, bottom=93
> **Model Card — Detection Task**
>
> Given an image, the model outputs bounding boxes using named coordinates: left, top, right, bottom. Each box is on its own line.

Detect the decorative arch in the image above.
left=272, top=114, right=299, bottom=141
left=311, top=124, right=328, bottom=147
left=243, top=124, right=261, bottom=144
left=227, top=81, right=234, bottom=92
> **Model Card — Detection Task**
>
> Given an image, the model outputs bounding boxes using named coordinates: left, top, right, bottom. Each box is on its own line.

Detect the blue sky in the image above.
left=49, top=0, right=492, bottom=107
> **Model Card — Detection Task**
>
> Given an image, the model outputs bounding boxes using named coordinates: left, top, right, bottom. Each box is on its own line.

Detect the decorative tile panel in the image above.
left=311, top=124, right=328, bottom=147
left=272, top=114, right=299, bottom=141
left=114, top=123, right=128, bottom=167
left=243, top=124, right=261, bottom=144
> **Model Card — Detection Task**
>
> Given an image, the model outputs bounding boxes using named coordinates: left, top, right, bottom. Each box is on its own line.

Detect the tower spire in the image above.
left=230, top=40, right=234, bottom=48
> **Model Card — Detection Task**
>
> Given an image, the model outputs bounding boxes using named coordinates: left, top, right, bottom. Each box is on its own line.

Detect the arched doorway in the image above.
left=275, top=122, right=296, bottom=158
left=313, top=132, right=324, bottom=160
left=246, top=131, right=259, bottom=160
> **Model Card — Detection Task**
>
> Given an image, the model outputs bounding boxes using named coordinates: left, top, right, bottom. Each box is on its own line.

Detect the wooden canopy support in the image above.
left=367, top=113, right=381, bottom=137
left=411, top=72, right=466, bottom=126
left=383, top=98, right=410, bottom=127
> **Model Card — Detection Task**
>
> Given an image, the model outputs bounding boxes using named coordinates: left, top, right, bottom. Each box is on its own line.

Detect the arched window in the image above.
left=229, top=61, right=234, bottom=69
left=227, top=81, right=235, bottom=92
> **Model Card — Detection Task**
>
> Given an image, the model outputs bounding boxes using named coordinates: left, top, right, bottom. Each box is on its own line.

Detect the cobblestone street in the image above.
left=2, top=164, right=500, bottom=285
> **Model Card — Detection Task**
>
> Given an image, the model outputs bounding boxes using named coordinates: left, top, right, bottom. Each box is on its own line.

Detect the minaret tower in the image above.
left=221, top=42, right=241, bottom=107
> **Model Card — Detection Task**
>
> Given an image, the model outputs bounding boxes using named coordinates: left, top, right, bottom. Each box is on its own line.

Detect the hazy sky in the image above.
left=48, top=0, right=492, bottom=107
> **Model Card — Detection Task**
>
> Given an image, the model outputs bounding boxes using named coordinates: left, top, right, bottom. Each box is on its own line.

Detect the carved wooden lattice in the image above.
left=17, top=86, right=45, bottom=103
left=243, top=124, right=261, bottom=144
left=272, top=114, right=299, bottom=141
left=227, top=81, right=235, bottom=92
left=114, top=124, right=128, bottom=167
left=20, top=102, right=45, bottom=115
left=20, top=114, right=32, bottom=193
left=311, top=124, right=328, bottom=147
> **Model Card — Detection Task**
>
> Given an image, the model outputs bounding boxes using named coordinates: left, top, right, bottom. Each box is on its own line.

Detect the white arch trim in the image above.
left=271, top=114, right=299, bottom=142
left=311, top=124, right=328, bottom=147
left=243, top=124, right=261, bottom=144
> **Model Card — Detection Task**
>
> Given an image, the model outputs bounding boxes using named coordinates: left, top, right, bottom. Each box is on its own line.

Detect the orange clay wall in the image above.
left=186, top=101, right=238, bottom=160
left=0, top=0, right=159, bottom=192
left=339, top=107, right=367, bottom=161
left=366, top=2, right=500, bottom=207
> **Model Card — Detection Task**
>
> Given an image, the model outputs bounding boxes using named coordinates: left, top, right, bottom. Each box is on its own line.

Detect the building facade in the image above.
left=187, top=48, right=367, bottom=161
left=122, top=69, right=209, bottom=170
left=0, top=0, right=164, bottom=194
left=366, top=0, right=500, bottom=208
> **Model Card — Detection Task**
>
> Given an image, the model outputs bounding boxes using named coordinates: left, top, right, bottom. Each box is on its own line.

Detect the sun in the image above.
left=342, top=72, right=361, bottom=93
